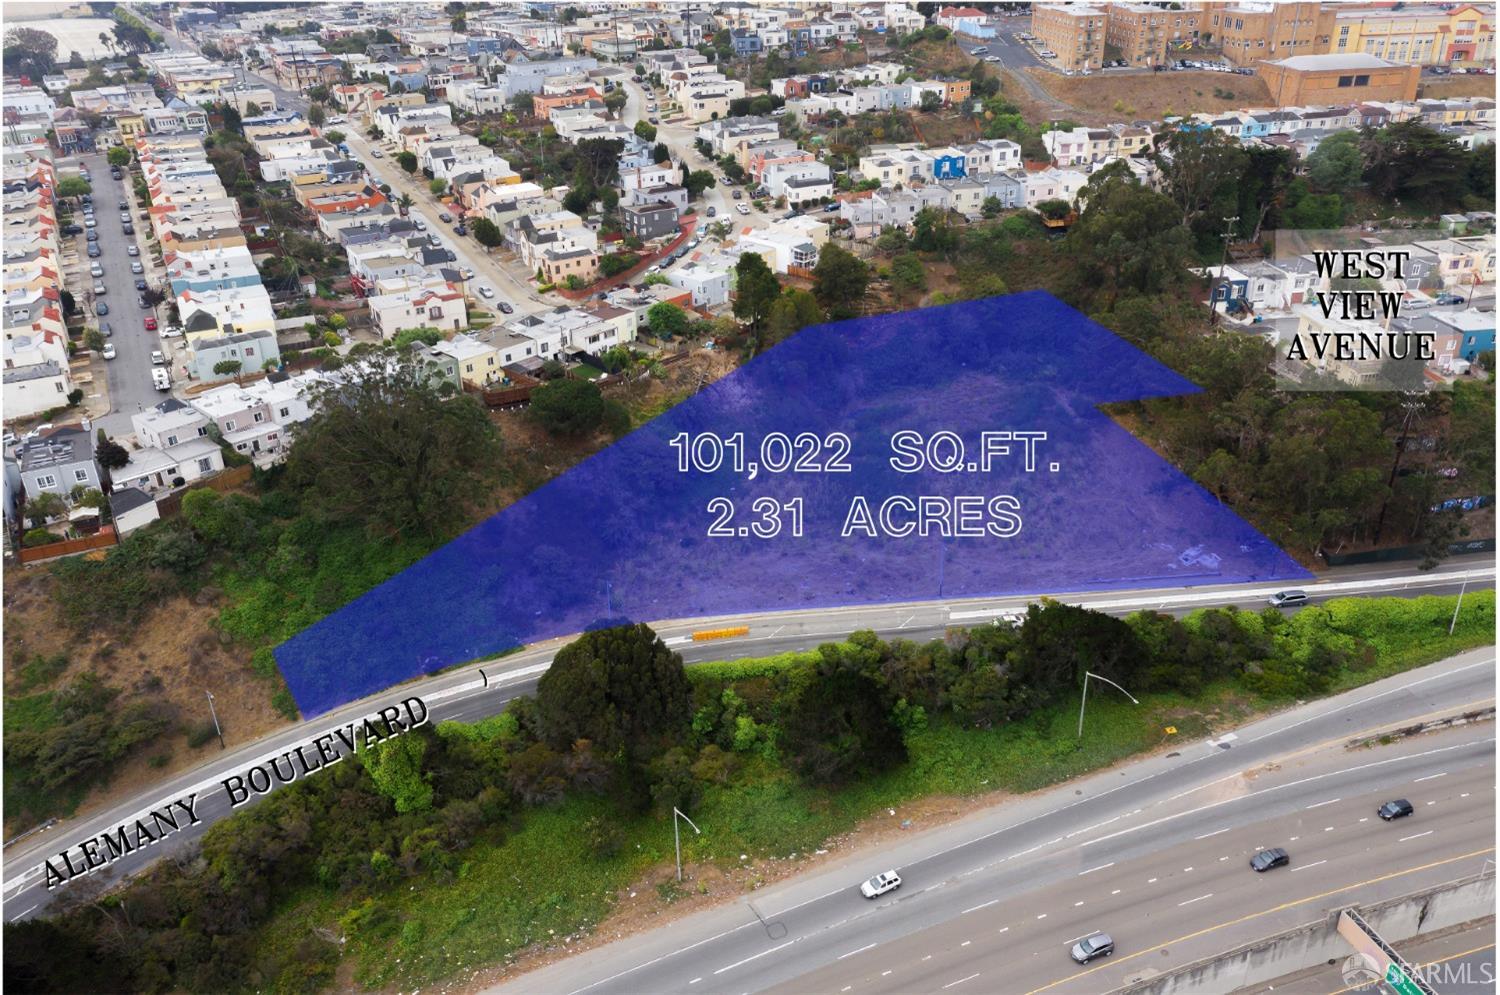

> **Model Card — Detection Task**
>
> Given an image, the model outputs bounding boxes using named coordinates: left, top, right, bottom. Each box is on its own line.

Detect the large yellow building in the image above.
left=1202, top=2, right=1333, bottom=67
left=1328, top=3, right=1495, bottom=68
left=1031, top=3, right=1108, bottom=71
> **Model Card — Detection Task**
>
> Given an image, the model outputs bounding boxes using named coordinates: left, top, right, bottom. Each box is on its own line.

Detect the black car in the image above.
left=138, top=295, right=150, bottom=309
left=1250, top=847, right=1290, bottom=872
left=87, top=244, right=101, bottom=258
left=122, top=223, right=135, bottom=235
left=62, top=224, right=82, bottom=235
left=95, top=301, right=109, bottom=315
left=497, top=301, right=513, bottom=314
left=1378, top=799, right=1414, bottom=821
left=100, top=322, right=112, bottom=337
left=135, top=279, right=148, bottom=291
left=111, top=169, right=122, bottom=179
left=86, top=229, right=99, bottom=241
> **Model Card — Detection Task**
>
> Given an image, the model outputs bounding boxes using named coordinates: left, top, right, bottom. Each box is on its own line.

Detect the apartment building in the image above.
left=1328, top=4, right=1495, bottom=68
left=1202, top=2, right=1332, bottom=67
left=1031, top=4, right=1108, bottom=72
left=1105, top=2, right=1203, bottom=67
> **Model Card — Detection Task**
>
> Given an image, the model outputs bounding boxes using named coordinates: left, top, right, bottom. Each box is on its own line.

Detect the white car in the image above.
left=101, top=343, right=116, bottom=360
left=860, top=870, right=901, bottom=899
left=150, top=350, right=165, bottom=365
left=736, top=203, right=750, bottom=215
left=477, top=286, right=495, bottom=299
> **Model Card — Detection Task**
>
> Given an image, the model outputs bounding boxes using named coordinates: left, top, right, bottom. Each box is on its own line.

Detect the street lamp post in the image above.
left=205, top=690, right=225, bottom=749
left=673, top=806, right=701, bottom=882
left=1077, top=671, right=1140, bottom=738
left=1449, top=578, right=1468, bottom=636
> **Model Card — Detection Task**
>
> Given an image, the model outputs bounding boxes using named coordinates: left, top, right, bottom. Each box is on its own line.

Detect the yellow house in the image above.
left=1329, top=3, right=1495, bottom=67
left=115, top=112, right=146, bottom=140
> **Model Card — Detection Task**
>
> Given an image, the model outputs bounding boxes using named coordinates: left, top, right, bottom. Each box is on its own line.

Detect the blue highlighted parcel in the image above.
left=275, top=292, right=1309, bottom=715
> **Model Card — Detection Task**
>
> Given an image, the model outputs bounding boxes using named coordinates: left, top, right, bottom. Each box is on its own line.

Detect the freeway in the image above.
left=2, top=557, right=1490, bottom=925
left=496, top=654, right=1494, bottom=995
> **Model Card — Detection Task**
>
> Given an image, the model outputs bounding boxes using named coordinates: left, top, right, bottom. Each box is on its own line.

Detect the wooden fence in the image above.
left=18, top=526, right=117, bottom=564
left=154, top=465, right=255, bottom=519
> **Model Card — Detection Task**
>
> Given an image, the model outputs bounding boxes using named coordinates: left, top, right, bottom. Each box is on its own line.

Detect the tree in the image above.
left=3, top=27, right=58, bottom=81
left=732, top=252, right=781, bottom=329
left=535, top=624, right=692, bottom=770
left=812, top=243, right=869, bottom=320
left=284, top=350, right=503, bottom=538
left=652, top=143, right=670, bottom=165
left=1064, top=160, right=1193, bottom=311
left=633, top=120, right=657, bottom=142
left=57, top=177, right=91, bottom=199
left=243, top=101, right=263, bottom=118
left=429, top=177, right=447, bottom=197
left=397, top=150, right=418, bottom=174
left=530, top=377, right=606, bottom=436
left=1153, top=128, right=1248, bottom=232
left=684, top=169, right=716, bottom=199
left=307, top=103, right=326, bottom=127
left=213, top=360, right=243, bottom=378
left=919, top=91, right=942, bottom=113
left=396, top=192, right=414, bottom=216
left=1359, top=121, right=1467, bottom=208
left=603, top=90, right=628, bottom=114
left=471, top=217, right=502, bottom=249
left=324, top=130, right=346, bottom=145
left=1304, top=130, right=1363, bottom=195
left=647, top=301, right=688, bottom=338
left=24, top=491, right=65, bottom=527
left=84, top=328, right=105, bottom=352
left=95, top=436, right=130, bottom=470
left=510, top=92, right=534, bottom=116
left=763, top=288, right=823, bottom=346
left=782, top=655, right=907, bottom=784
left=106, top=147, right=130, bottom=168
left=890, top=252, right=926, bottom=303
left=911, top=207, right=960, bottom=255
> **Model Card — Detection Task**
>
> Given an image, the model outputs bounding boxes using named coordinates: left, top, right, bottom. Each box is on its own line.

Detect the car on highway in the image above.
left=859, top=870, right=901, bottom=898
left=477, top=286, right=495, bottom=299
left=971, top=45, right=989, bottom=55
left=102, top=343, right=116, bottom=360
left=1070, top=932, right=1114, bottom=963
left=150, top=350, right=165, bottom=365
left=986, top=55, right=1001, bottom=62
left=1378, top=799, right=1414, bottom=821
left=1268, top=590, right=1308, bottom=607
left=497, top=301, right=514, bottom=314
left=1250, top=847, right=1290, bottom=872
left=144, top=316, right=157, bottom=331
left=127, top=245, right=139, bottom=256
left=95, top=300, right=108, bottom=314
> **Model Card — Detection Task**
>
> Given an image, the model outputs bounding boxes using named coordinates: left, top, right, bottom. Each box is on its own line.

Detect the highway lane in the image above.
left=490, top=660, right=1494, bottom=995
left=767, top=740, right=1495, bottom=995
left=2, top=561, right=1492, bottom=922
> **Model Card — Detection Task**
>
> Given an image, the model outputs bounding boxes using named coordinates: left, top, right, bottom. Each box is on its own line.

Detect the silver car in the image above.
left=1071, top=932, right=1114, bottom=964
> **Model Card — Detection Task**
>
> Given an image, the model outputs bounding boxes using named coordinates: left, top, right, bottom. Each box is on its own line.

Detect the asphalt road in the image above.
left=490, top=646, right=1494, bottom=995
left=954, top=17, right=1044, bottom=72
left=66, top=151, right=168, bottom=438
left=1, top=559, right=1491, bottom=923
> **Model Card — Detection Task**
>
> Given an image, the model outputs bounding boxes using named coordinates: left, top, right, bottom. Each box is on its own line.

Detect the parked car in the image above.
left=84, top=216, right=96, bottom=228
left=62, top=223, right=82, bottom=235
left=102, top=343, right=116, bottom=359
left=135, top=278, right=148, bottom=291
left=87, top=244, right=101, bottom=258
left=1435, top=293, right=1466, bottom=305
left=122, top=223, right=134, bottom=235
left=95, top=301, right=108, bottom=314
left=1071, top=932, right=1114, bottom=964
left=1269, top=590, right=1308, bottom=607
left=111, top=169, right=122, bottom=180
left=86, top=229, right=99, bottom=241
left=93, top=283, right=107, bottom=296
left=144, top=315, right=157, bottom=330
left=736, top=203, right=750, bottom=215
left=100, top=322, right=112, bottom=338
left=732, top=189, right=743, bottom=199
left=150, top=350, right=165, bottom=365
left=706, top=205, right=717, bottom=217
left=90, top=263, right=104, bottom=277
left=1250, top=847, right=1290, bottom=872
left=859, top=870, right=901, bottom=898
left=1378, top=799, right=1415, bottom=821
left=127, top=245, right=139, bottom=257
left=131, top=261, right=143, bottom=274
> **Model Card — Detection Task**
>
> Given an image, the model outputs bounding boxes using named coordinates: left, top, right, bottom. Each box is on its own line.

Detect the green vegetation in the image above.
left=8, top=593, right=1490, bottom=992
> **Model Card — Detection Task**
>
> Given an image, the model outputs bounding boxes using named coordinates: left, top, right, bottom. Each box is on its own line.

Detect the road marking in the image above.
left=998, top=927, right=1009, bottom=934
left=1111, top=889, right=1121, bottom=895
left=838, top=943, right=877, bottom=960
left=1324, top=826, right=1335, bottom=832
left=1194, top=828, right=1230, bottom=840
left=883, top=969, right=893, bottom=975
left=1025, top=846, right=1496, bottom=995
left=1305, top=798, right=1341, bottom=810
left=923, top=955, right=932, bottom=961
left=1290, top=836, right=1300, bottom=841
left=1400, top=831, right=1434, bottom=842
left=1147, top=877, right=1158, bottom=883
left=1291, top=860, right=1327, bottom=873
left=963, top=900, right=1000, bottom=914
left=961, top=940, right=971, bottom=947
left=1178, top=893, right=1213, bottom=907
left=942, top=974, right=981, bottom=989
left=1183, top=866, right=1194, bottom=872
left=689, top=978, right=701, bottom=985
left=713, top=938, right=797, bottom=975
left=9, top=904, right=37, bottom=922
left=1036, top=913, right=1047, bottom=920
left=899, top=615, right=915, bottom=628
left=1073, top=901, right=1084, bottom=907
left=1078, top=862, right=1115, bottom=876
left=1415, top=772, right=1448, bottom=783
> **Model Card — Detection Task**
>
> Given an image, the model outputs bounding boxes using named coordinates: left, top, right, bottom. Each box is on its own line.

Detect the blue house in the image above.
left=731, top=29, right=763, bottom=57
left=1434, top=311, right=1495, bottom=362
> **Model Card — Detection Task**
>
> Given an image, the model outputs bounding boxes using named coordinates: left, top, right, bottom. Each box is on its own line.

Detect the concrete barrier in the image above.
left=1118, top=873, right=1496, bottom=994
left=1347, top=707, right=1496, bottom=750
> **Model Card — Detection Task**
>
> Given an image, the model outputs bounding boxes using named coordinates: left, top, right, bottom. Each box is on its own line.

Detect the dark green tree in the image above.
left=529, top=377, right=605, bottom=436
left=732, top=251, right=781, bottom=329
left=811, top=243, right=868, bottom=319
left=782, top=655, right=907, bottom=784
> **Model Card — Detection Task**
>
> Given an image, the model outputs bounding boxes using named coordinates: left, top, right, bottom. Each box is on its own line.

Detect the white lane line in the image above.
left=713, top=938, right=796, bottom=975
left=1147, top=877, right=1158, bottom=884
left=899, top=615, right=915, bottom=628
left=1036, top=913, right=1047, bottom=920
left=1415, top=772, right=1448, bottom=783
left=1400, top=831, right=1434, bottom=842
left=1078, top=862, right=1115, bottom=876
left=961, top=941, right=971, bottom=947
left=963, top=899, right=1000, bottom=914
left=663, top=636, right=692, bottom=646
left=1178, top=893, right=1213, bottom=907
left=942, top=974, right=981, bottom=990
left=1324, top=826, right=1335, bottom=832
left=1073, top=901, right=1084, bottom=907
left=883, top=969, right=894, bottom=976
left=1305, top=798, right=1341, bottom=810
left=1111, top=889, right=1121, bottom=895
left=689, top=978, right=702, bottom=985
left=1183, top=866, right=1194, bottom=872
left=998, top=927, right=1009, bottom=934
left=837, top=943, right=877, bottom=961
left=1292, top=860, right=1328, bottom=873
left=9, top=904, right=37, bottom=922
left=1194, top=828, right=1229, bottom=840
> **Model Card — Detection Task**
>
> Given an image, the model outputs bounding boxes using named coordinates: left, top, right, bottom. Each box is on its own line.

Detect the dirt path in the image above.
left=1002, top=67, right=1079, bottom=121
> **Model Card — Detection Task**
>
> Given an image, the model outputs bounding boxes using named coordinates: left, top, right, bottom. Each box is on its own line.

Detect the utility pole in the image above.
left=673, top=807, right=701, bottom=882
left=1078, top=671, right=1140, bottom=738
left=205, top=690, right=225, bottom=749
left=1449, top=577, right=1468, bottom=635
left=1206, top=214, right=1239, bottom=326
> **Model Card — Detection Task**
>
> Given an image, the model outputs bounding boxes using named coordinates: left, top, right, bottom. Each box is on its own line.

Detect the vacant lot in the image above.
left=1028, top=68, right=1275, bottom=124
left=1419, top=75, right=1498, bottom=99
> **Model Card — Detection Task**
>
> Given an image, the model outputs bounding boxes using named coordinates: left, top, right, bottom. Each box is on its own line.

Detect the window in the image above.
left=36, top=474, right=56, bottom=488
left=279, top=407, right=290, bottom=418
left=197, top=457, right=213, bottom=472
left=74, top=468, right=90, bottom=483
left=166, top=434, right=178, bottom=446
left=1354, top=75, right=1369, bottom=86
left=225, top=419, right=236, bottom=431
left=197, top=426, right=208, bottom=436
left=1338, top=75, right=1354, bottom=87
